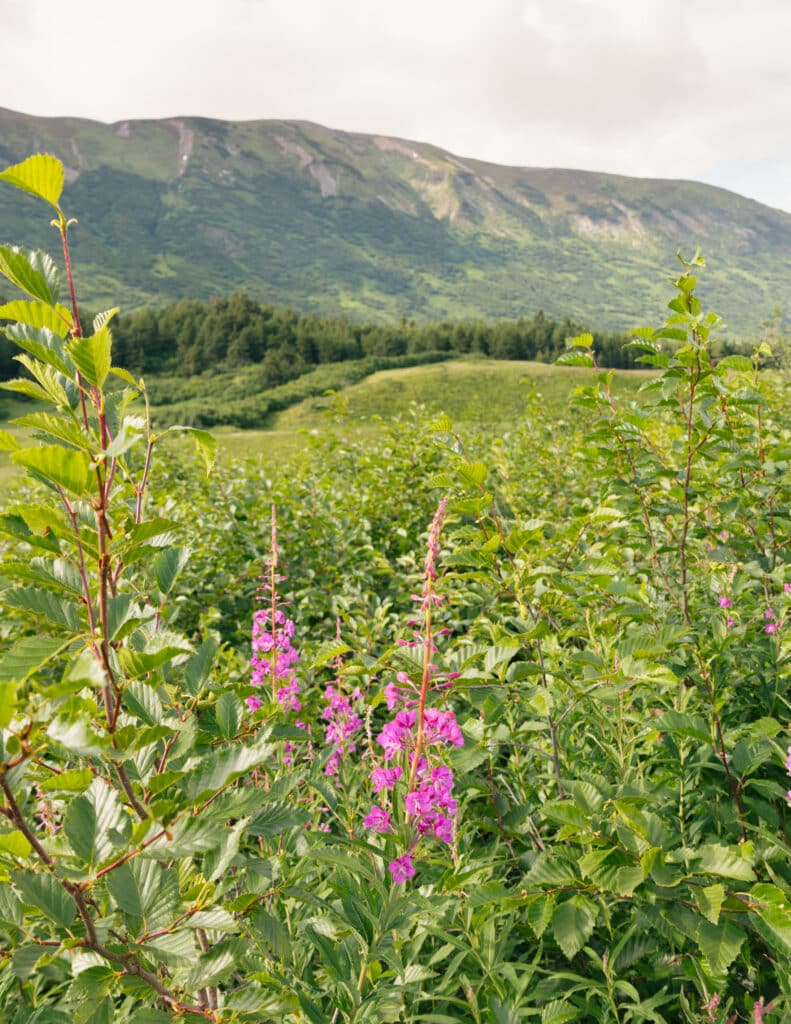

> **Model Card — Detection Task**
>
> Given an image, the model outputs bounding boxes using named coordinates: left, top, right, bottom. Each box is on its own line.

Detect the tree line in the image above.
left=2, top=290, right=748, bottom=389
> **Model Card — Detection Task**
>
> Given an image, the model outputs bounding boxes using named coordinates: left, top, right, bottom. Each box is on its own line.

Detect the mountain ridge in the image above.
left=1, top=106, right=789, bottom=333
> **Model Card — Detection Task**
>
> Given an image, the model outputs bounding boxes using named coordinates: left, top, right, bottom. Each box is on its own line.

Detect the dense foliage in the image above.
left=0, top=155, right=789, bottom=1024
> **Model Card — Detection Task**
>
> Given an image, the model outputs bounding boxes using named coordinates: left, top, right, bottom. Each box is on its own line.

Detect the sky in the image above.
left=3, top=0, right=791, bottom=212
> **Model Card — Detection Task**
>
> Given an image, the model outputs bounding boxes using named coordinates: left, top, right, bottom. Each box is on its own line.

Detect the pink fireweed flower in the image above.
left=765, top=608, right=776, bottom=619
left=322, top=682, right=363, bottom=776
left=248, top=505, right=301, bottom=712
left=364, top=806, right=392, bottom=833
left=718, top=595, right=733, bottom=608
left=785, top=583, right=791, bottom=594
left=388, top=854, right=416, bottom=884
left=765, top=623, right=779, bottom=635
left=371, top=765, right=403, bottom=792
left=367, top=497, right=461, bottom=882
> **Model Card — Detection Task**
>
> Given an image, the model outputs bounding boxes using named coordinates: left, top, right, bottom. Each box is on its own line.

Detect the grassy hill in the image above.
left=2, top=107, right=791, bottom=333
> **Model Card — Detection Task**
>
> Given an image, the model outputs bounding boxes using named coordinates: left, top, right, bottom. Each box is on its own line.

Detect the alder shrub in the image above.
left=0, top=154, right=789, bottom=1023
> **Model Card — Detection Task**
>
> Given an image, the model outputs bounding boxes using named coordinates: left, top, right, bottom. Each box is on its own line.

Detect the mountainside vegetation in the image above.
left=2, top=108, right=791, bottom=334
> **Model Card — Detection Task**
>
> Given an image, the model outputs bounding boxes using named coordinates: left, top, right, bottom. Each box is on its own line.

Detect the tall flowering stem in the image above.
left=364, top=496, right=462, bottom=883
left=247, top=505, right=300, bottom=713
left=408, top=496, right=449, bottom=793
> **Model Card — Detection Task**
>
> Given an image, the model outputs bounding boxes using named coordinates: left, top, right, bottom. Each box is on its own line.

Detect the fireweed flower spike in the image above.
left=247, top=505, right=301, bottom=713
left=364, top=497, right=464, bottom=883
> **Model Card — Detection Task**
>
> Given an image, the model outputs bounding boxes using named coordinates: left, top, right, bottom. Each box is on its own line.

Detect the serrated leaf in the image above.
left=215, top=691, right=240, bottom=739
left=309, top=639, right=352, bottom=669
left=2, top=320, right=72, bottom=374
left=0, top=428, right=20, bottom=451
left=183, top=636, right=219, bottom=696
left=751, top=883, right=791, bottom=956
left=13, top=445, right=92, bottom=496
left=0, top=299, right=71, bottom=337
left=167, top=425, right=217, bottom=474
left=552, top=895, right=597, bottom=959
left=106, top=860, right=179, bottom=935
left=717, top=354, right=753, bottom=372
left=3, top=586, right=81, bottom=630
left=458, top=461, right=487, bottom=486
left=697, top=883, right=725, bottom=925
left=525, top=852, right=578, bottom=886
left=0, top=635, right=66, bottom=683
left=39, top=768, right=93, bottom=793
left=186, top=733, right=273, bottom=804
left=0, top=246, right=60, bottom=305
left=696, top=919, right=745, bottom=976
left=66, top=328, right=112, bottom=388
left=12, top=411, right=91, bottom=451
left=542, top=999, right=580, bottom=1024
left=696, top=843, right=755, bottom=881
left=12, top=870, right=77, bottom=929
left=153, top=546, right=190, bottom=595
left=570, top=332, right=593, bottom=348
left=92, top=308, right=118, bottom=332
left=0, top=154, right=64, bottom=209
left=556, top=350, right=594, bottom=367
left=0, top=830, right=32, bottom=859
left=64, top=779, right=127, bottom=868
left=248, top=801, right=313, bottom=838
left=526, top=894, right=555, bottom=938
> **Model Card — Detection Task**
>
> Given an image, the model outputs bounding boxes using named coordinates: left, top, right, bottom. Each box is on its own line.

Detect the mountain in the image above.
left=1, top=106, right=790, bottom=334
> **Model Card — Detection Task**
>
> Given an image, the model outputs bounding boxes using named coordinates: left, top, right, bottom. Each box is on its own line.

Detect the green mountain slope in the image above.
left=1, top=107, right=790, bottom=333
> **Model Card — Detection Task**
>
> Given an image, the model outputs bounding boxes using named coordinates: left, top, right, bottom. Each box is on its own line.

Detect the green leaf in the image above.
left=751, top=883, right=791, bottom=956
left=0, top=635, right=66, bottom=684
left=153, top=546, right=190, bottom=594
left=0, top=154, right=64, bottom=210
left=569, top=332, right=593, bottom=348
left=695, top=919, right=745, bottom=976
left=717, top=354, right=753, bottom=372
left=309, top=639, right=352, bottom=669
left=0, top=681, right=16, bottom=728
left=2, top=320, right=71, bottom=374
left=0, top=830, right=32, bottom=859
left=552, top=895, right=597, bottom=959
left=39, top=768, right=93, bottom=793
left=0, top=429, right=20, bottom=451
left=186, top=733, right=273, bottom=804
left=526, top=894, right=555, bottom=938
left=66, top=328, right=112, bottom=388
left=697, top=884, right=725, bottom=925
left=696, top=843, right=755, bottom=881
left=216, top=691, right=239, bottom=739
left=64, top=779, right=127, bottom=868
left=0, top=299, right=71, bottom=337
left=556, top=350, right=594, bottom=367
left=11, top=870, right=77, bottom=929
left=0, top=246, right=60, bottom=305
left=12, top=412, right=91, bottom=451
left=106, top=860, right=180, bottom=935
left=183, top=636, right=219, bottom=696
left=167, top=425, right=217, bottom=473
left=542, top=1000, right=580, bottom=1024
left=13, top=445, right=92, bottom=496
left=458, top=461, right=488, bottom=487
left=3, top=586, right=81, bottom=630
left=92, top=308, right=118, bottom=332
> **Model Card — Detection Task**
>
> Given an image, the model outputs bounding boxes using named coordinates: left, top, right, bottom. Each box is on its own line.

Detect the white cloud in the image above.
left=3, top=0, right=791, bottom=210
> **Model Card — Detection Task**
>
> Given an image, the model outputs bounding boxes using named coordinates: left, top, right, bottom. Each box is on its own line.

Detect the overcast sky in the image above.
left=3, top=0, right=791, bottom=212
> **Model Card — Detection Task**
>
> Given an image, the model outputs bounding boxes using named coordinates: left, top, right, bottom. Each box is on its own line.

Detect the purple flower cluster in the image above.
left=363, top=497, right=464, bottom=884
left=248, top=606, right=300, bottom=711
left=322, top=682, right=363, bottom=775
left=247, top=505, right=301, bottom=713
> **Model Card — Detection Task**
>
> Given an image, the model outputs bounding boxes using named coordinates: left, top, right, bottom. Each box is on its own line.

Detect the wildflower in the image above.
left=785, top=583, right=791, bottom=594
left=388, top=854, right=416, bottom=883
left=371, top=765, right=403, bottom=792
left=363, top=806, right=391, bottom=832
left=718, top=595, right=733, bottom=608
left=248, top=505, right=301, bottom=712
left=726, top=618, right=735, bottom=629
left=366, top=497, right=462, bottom=881
left=765, top=623, right=778, bottom=635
